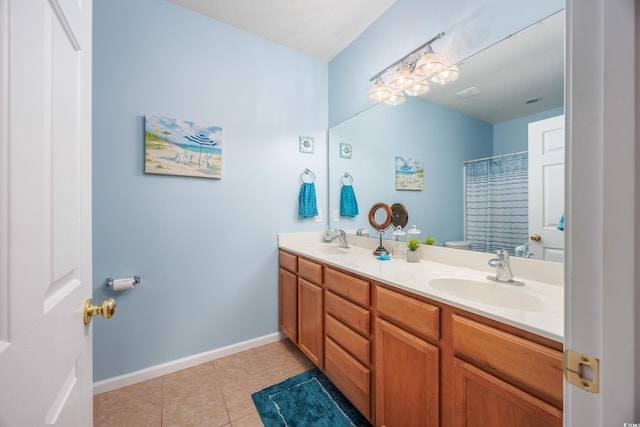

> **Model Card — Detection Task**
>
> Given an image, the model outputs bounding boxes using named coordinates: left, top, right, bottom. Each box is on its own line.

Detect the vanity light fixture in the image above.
left=384, top=93, right=406, bottom=106
left=368, top=32, right=460, bottom=106
left=413, top=46, right=444, bottom=76
left=404, top=80, right=430, bottom=96
left=431, top=64, right=460, bottom=85
left=388, top=62, right=415, bottom=91
left=368, top=77, right=392, bottom=101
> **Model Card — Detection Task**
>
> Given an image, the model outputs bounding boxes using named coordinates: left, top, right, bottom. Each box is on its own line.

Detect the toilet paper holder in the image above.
left=106, top=275, right=141, bottom=288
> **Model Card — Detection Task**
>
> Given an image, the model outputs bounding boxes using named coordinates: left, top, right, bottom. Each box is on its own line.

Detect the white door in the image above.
left=528, top=115, right=565, bottom=262
left=0, top=0, right=94, bottom=425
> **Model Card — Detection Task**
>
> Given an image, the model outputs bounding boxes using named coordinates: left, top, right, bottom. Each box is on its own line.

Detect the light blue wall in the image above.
left=328, top=0, right=564, bottom=126
left=329, top=97, right=492, bottom=243
left=493, top=107, right=564, bottom=155
left=92, top=0, right=328, bottom=381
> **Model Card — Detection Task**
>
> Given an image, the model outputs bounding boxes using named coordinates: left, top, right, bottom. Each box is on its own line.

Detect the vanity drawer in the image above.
left=279, top=250, right=297, bottom=273
left=324, top=337, right=371, bottom=421
left=325, top=291, right=371, bottom=337
left=297, top=257, right=323, bottom=285
left=451, top=314, right=563, bottom=407
left=325, top=313, right=371, bottom=366
left=376, top=285, right=440, bottom=341
left=325, top=267, right=370, bottom=307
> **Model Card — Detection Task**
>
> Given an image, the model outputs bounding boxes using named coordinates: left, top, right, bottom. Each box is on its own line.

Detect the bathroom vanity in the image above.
left=278, top=232, right=563, bottom=427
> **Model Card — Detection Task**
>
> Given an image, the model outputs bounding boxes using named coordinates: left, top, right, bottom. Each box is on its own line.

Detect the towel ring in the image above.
left=341, top=173, right=353, bottom=185
left=300, top=168, right=315, bottom=183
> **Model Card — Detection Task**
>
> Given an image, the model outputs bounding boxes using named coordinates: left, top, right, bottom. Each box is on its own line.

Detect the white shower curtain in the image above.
left=464, top=152, right=528, bottom=254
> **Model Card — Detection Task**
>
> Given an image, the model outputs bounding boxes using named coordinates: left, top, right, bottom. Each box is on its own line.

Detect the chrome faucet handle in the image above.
left=333, top=229, right=349, bottom=248
left=487, top=249, right=519, bottom=284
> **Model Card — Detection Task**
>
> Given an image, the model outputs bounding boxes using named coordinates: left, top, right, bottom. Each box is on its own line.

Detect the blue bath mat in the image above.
left=251, top=368, right=371, bottom=427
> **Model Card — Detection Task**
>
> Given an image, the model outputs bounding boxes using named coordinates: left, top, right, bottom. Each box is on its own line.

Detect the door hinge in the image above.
left=563, top=349, right=599, bottom=393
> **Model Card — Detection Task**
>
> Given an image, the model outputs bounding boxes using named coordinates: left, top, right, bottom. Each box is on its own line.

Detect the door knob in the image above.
left=530, top=234, right=542, bottom=241
left=84, top=298, right=116, bottom=325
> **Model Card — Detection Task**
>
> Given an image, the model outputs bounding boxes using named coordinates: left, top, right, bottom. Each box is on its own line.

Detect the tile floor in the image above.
left=93, top=339, right=314, bottom=427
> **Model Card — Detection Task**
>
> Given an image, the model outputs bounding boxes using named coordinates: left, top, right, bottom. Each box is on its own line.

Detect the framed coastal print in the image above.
left=145, top=115, right=222, bottom=179
left=299, top=136, right=314, bottom=153
left=339, top=142, right=352, bottom=159
left=395, top=156, right=423, bottom=191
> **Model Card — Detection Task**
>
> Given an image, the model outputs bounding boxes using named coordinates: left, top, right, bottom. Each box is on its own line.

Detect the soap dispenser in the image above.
left=392, top=225, right=406, bottom=258
left=408, top=225, right=421, bottom=240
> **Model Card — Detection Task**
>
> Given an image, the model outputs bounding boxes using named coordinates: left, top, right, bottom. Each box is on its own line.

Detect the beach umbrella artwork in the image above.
left=184, top=133, right=217, bottom=165
left=145, top=114, right=223, bottom=179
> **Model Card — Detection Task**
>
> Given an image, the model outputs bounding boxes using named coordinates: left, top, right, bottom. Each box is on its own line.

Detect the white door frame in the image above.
left=565, top=0, right=638, bottom=424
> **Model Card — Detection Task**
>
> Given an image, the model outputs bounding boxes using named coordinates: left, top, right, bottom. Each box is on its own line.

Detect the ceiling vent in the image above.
left=455, top=86, right=481, bottom=99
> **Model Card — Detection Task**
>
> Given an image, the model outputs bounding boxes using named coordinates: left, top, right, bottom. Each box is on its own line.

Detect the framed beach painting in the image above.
left=395, top=156, right=424, bottom=191
left=145, top=115, right=222, bottom=179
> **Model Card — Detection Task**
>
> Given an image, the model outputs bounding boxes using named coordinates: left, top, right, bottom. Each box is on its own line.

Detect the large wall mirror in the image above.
left=328, top=9, right=564, bottom=262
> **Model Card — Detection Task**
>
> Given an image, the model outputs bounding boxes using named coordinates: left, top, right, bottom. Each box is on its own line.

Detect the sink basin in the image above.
left=428, top=278, right=552, bottom=311
left=312, top=246, right=350, bottom=255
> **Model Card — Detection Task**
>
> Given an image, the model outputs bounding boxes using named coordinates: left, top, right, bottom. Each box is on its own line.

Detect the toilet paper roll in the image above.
left=112, top=278, right=135, bottom=291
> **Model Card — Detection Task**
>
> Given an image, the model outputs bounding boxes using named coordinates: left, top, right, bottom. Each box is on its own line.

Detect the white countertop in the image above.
left=278, top=232, right=564, bottom=343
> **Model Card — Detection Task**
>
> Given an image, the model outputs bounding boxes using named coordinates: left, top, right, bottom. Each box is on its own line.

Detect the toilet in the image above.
left=444, top=240, right=471, bottom=250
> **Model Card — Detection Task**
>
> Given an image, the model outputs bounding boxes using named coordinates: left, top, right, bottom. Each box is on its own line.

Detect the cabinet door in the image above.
left=279, top=268, right=297, bottom=342
left=452, top=358, right=562, bottom=427
left=298, top=278, right=324, bottom=368
left=375, top=318, right=439, bottom=427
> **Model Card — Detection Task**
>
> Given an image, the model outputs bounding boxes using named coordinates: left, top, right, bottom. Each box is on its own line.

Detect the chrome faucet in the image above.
left=356, top=228, right=369, bottom=236
left=488, top=249, right=518, bottom=284
left=333, top=229, right=350, bottom=248
left=515, top=243, right=534, bottom=258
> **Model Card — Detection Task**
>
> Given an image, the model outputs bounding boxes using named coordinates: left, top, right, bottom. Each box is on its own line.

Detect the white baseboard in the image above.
left=93, top=332, right=286, bottom=395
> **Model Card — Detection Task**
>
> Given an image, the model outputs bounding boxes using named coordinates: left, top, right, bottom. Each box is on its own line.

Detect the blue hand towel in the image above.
left=340, top=184, right=359, bottom=217
left=557, top=213, right=565, bottom=231
left=298, top=182, right=318, bottom=218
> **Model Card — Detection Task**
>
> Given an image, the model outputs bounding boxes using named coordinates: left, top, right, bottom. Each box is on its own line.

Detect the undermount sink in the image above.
left=313, top=246, right=350, bottom=255
left=428, top=278, right=552, bottom=311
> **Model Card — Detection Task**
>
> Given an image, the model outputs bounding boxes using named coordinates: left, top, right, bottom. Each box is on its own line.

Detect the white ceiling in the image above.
left=420, top=10, right=564, bottom=124
left=168, top=0, right=396, bottom=62
left=168, top=1, right=564, bottom=124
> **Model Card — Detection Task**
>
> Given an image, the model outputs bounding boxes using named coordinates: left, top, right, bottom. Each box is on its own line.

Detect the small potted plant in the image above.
left=424, top=236, right=436, bottom=245
left=406, top=238, right=421, bottom=262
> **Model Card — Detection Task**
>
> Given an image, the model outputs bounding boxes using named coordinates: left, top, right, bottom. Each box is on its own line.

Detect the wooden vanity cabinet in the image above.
left=323, top=267, right=373, bottom=421
left=277, top=250, right=564, bottom=427
left=278, top=251, right=297, bottom=342
left=448, top=313, right=563, bottom=426
left=278, top=251, right=324, bottom=368
left=375, top=285, right=440, bottom=427
left=279, top=267, right=297, bottom=342
left=451, top=359, right=561, bottom=427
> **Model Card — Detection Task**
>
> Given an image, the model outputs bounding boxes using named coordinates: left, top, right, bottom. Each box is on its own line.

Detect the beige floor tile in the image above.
left=254, top=340, right=314, bottom=376
left=221, top=373, right=276, bottom=422
left=164, top=362, right=220, bottom=402
left=95, top=408, right=162, bottom=427
left=162, top=390, right=229, bottom=427
left=94, top=377, right=163, bottom=427
left=94, top=339, right=307, bottom=427
left=230, top=412, right=264, bottom=427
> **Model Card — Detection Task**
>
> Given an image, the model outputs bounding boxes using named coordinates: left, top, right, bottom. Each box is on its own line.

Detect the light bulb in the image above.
left=384, top=93, right=406, bottom=106
left=431, top=65, right=460, bottom=85
left=368, top=78, right=391, bottom=101
left=414, top=51, right=444, bottom=76
left=388, top=64, right=415, bottom=91
left=404, top=80, right=430, bottom=96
